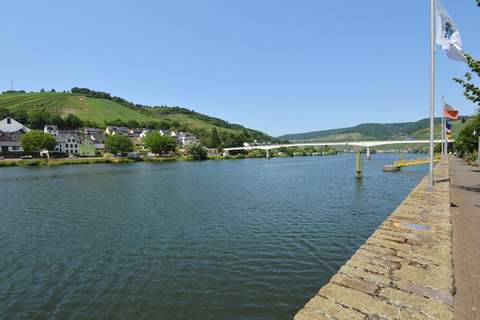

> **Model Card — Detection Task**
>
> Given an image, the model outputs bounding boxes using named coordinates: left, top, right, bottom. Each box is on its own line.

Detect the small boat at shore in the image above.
left=383, top=164, right=401, bottom=172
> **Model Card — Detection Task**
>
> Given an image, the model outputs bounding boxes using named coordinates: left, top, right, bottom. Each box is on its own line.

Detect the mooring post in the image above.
left=355, top=150, right=363, bottom=179
left=366, top=147, right=371, bottom=160
left=266, top=149, right=271, bottom=159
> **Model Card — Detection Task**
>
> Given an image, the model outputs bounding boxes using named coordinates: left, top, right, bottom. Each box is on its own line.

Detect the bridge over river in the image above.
left=224, top=139, right=451, bottom=159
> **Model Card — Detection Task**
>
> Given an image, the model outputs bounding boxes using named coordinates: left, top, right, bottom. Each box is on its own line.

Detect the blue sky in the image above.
left=1, top=0, right=479, bottom=136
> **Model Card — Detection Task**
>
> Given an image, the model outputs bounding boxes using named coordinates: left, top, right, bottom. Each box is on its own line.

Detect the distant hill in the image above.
left=278, top=118, right=470, bottom=142
left=0, top=90, right=275, bottom=147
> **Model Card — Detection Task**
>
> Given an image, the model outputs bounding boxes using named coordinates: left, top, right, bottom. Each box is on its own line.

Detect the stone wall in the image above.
left=294, top=159, right=453, bottom=320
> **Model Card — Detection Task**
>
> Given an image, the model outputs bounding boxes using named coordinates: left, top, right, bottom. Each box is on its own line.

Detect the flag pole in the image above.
left=441, top=112, right=445, bottom=155
left=441, top=96, right=445, bottom=156
left=444, top=118, right=448, bottom=156
left=428, top=0, right=436, bottom=190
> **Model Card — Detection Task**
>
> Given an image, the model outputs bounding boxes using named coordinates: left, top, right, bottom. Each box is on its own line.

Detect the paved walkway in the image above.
left=295, top=159, right=454, bottom=319
left=450, top=157, right=480, bottom=320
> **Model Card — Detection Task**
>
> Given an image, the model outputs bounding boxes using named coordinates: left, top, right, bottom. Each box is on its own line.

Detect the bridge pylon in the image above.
left=355, top=150, right=363, bottom=179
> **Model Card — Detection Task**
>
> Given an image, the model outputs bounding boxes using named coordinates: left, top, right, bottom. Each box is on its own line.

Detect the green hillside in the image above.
left=279, top=118, right=471, bottom=142
left=0, top=92, right=155, bottom=123
left=0, top=91, right=274, bottom=147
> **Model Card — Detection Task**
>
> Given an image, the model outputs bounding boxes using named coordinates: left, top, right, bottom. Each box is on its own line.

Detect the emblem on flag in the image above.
left=435, top=1, right=466, bottom=62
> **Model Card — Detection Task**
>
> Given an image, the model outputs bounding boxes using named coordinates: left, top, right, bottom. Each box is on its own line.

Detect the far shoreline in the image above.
left=0, top=152, right=425, bottom=169
left=0, top=153, right=350, bottom=168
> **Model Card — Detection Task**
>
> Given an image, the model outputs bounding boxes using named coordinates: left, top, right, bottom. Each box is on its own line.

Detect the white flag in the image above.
left=435, top=1, right=467, bottom=62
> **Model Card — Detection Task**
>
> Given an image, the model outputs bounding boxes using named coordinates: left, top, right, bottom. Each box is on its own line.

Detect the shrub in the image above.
left=186, top=143, right=208, bottom=160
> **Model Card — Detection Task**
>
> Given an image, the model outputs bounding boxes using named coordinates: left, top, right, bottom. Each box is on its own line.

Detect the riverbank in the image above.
left=0, top=157, right=136, bottom=167
left=0, top=153, right=340, bottom=167
left=295, top=158, right=453, bottom=319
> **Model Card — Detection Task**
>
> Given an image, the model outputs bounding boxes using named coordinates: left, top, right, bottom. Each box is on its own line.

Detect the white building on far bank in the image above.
left=44, top=125, right=59, bottom=137
left=0, top=117, right=30, bottom=153
left=54, top=132, right=81, bottom=155
left=0, top=117, right=30, bottom=133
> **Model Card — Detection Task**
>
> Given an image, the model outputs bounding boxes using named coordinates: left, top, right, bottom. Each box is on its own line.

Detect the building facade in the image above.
left=54, top=132, right=81, bottom=155
left=0, top=118, right=30, bottom=152
left=0, top=132, right=24, bottom=152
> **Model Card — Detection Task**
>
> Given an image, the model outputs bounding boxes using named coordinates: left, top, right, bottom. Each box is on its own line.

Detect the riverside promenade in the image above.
left=295, top=158, right=454, bottom=319
left=450, top=157, right=480, bottom=320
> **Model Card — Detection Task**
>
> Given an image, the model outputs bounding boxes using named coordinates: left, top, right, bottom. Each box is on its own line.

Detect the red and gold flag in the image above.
left=443, top=103, right=459, bottom=120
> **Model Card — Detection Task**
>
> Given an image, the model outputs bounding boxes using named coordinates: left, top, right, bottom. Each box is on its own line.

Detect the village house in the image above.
left=158, top=129, right=197, bottom=147
left=0, top=131, right=24, bottom=152
left=105, top=126, right=129, bottom=135
left=0, top=117, right=30, bottom=134
left=177, top=132, right=198, bottom=147
left=0, top=117, right=30, bottom=153
left=126, top=128, right=149, bottom=146
left=82, top=132, right=106, bottom=149
left=159, top=129, right=177, bottom=138
left=44, top=125, right=59, bottom=137
left=128, top=128, right=148, bottom=137
left=54, top=132, right=81, bottom=155
left=83, top=127, right=103, bottom=135
left=139, top=129, right=150, bottom=139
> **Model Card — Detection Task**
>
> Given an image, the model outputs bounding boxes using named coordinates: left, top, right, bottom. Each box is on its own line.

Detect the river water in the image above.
left=0, top=154, right=426, bottom=320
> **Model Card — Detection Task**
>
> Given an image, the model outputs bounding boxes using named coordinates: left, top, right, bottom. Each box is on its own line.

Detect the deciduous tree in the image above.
left=144, top=132, right=176, bottom=154
left=63, top=114, right=82, bottom=129
left=453, top=2, right=480, bottom=105
left=21, top=131, right=56, bottom=154
left=105, top=135, right=133, bottom=154
left=453, top=1, right=480, bottom=160
left=208, top=127, right=220, bottom=148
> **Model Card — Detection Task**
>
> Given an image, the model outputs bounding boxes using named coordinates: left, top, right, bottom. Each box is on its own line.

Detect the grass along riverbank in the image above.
left=0, top=157, right=135, bottom=167
left=0, top=152, right=343, bottom=168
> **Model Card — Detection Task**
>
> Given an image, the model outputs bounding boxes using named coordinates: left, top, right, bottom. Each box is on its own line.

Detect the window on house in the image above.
left=75, top=144, right=78, bottom=148
left=7, top=118, right=11, bottom=124
left=68, top=139, right=71, bottom=142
